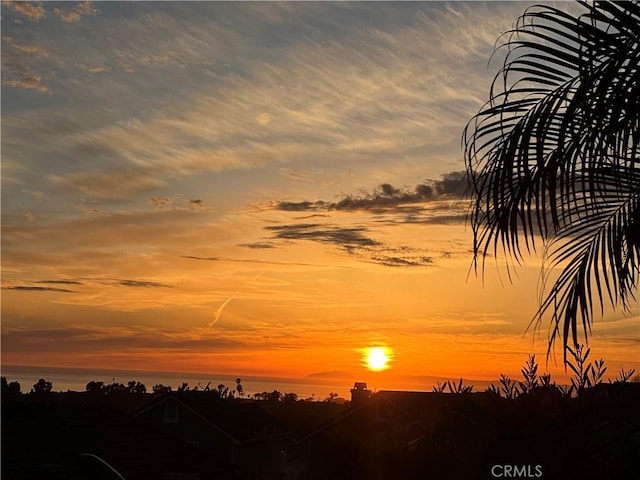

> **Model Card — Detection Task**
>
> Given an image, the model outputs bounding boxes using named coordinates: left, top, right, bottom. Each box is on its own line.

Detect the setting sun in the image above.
left=365, top=347, right=392, bottom=371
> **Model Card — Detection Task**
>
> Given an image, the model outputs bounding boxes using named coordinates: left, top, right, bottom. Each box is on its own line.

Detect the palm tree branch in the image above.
left=464, top=1, right=640, bottom=359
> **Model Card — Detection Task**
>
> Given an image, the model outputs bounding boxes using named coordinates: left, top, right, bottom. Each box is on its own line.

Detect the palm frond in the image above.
left=464, top=1, right=640, bottom=362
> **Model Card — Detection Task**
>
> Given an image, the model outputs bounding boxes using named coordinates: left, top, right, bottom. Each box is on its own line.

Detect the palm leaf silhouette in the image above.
left=464, top=1, right=639, bottom=362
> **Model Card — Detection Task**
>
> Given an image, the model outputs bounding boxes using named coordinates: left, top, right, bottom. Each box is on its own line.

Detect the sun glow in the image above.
left=364, top=346, right=392, bottom=371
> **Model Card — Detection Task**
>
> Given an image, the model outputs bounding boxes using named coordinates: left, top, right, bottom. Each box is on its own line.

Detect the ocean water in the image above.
left=1, top=365, right=351, bottom=400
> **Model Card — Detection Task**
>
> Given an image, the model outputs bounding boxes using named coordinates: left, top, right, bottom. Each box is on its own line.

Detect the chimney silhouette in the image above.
left=350, top=382, right=370, bottom=405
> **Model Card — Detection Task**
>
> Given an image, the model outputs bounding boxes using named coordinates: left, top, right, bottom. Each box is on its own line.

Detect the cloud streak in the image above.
left=37, top=280, right=84, bottom=285
left=206, top=271, right=264, bottom=328
left=209, top=297, right=234, bottom=327
left=9, top=42, right=49, bottom=57
left=275, top=172, right=468, bottom=213
left=265, top=223, right=380, bottom=249
left=116, top=280, right=171, bottom=288
left=3, top=285, right=74, bottom=293
left=261, top=222, right=444, bottom=268
left=2, top=75, right=50, bottom=93
left=181, top=255, right=339, bottom=268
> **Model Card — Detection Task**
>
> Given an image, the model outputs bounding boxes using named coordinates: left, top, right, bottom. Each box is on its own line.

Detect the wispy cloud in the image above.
left=116, top=279, right=171, bottom=288
left=2, top=209, right=214, bottom=255
left=3, top=285, right=74, bottom=293
left=261, top=221, right=445, bottom=268
left=9, top=42, right=49, bottom=57
left=280, top=168, right=313, bottom=182
left=2, top=74, right=50, bottom=93
left=1, top=35, right=52, bottom=93
left=53, top=8, right=81, bottom=23
left=75, top=1, right=98, bottom=16
left=209, top=297, right=234, bottom=327
left=149, top=196, right=172, bottom=208
left=0, top=325, right=250, bottom=355
left=2, top=3, right=503, bottom=203
left=239, top=242, right=276, bottom=250
left=53, top=1, right=97, bottom=23
left=76, top=64, right=110, bottom=73
left=371, top=255, right=434, bottom=268
left=146, top=196, right=211, bottom=212
left=37, top=280, right=84, bottom=285
left=48, top=169, right=166, bottom=200
left=265, top=223, right=380, bottom=249
left=181, top=255, right=335, bottom=269
left=3, top=1, right=46, bottom=21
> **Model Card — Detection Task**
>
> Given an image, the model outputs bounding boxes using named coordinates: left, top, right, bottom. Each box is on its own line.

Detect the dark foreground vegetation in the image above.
left=2, top=353, right=639, bottom=480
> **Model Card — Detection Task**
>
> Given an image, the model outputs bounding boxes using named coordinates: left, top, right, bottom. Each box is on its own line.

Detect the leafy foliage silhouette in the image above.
left=498, top=374, right=519, bottom=400
left=464, top=1, right=640, bottom=362
left=566, top=343, right=607, bottom=394
left=31, top=378, right=53, bottom=394
left=1, top=376, right=21, bottom=398
left=615, top=366, right=636, bottom=382
left=519, top=354, right=540, bottom=394
left=446, top=378, right=474, bottom=394
left=432, top=381, right=447, bottom=393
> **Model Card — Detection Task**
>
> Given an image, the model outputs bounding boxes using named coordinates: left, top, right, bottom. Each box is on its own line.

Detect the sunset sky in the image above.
left=2, top=1, right=638, bottom=390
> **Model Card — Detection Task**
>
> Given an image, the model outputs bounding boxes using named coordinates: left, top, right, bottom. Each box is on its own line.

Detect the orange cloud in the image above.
left=2, top=75, right=50, bottom=93
left=79, top=65, right=110, bottom=73
left=75, top=0, right=97, bottom=16
left=10, top=42, right=49, bottom=57
left=53, top=8, right=81, bottom=23
left=53, top=0, right=97, bottom=23
left=3, top=1, right=46, bottom=21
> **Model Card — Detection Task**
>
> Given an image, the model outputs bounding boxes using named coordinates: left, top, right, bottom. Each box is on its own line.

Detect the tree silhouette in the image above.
left=235, top=377, right=243, bottom=397
left=1, top=377, right=21, bottom=398
left=268, top=390, right=282, bottom=402
left=253, top=392, right=265, bottom=401
left=104, top=382, right=126, bottom=395
left=325, top=392, right=339, bottom=403
left=216, top=383, right=230, bottom=398
left=464, top=1, right=639, bottom=361
left=86, top=381, right=105, bottom=395
left=152, top=384, right=172, bottom=395
left=31, top=378, right=53, bottom=394
left=127, top=380, right=147, bottom=394
left=282, top=392, right=299, bottom=403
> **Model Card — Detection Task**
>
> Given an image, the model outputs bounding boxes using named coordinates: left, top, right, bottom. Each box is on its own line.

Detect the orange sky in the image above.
left=2, top=1, right=638, bottom=391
